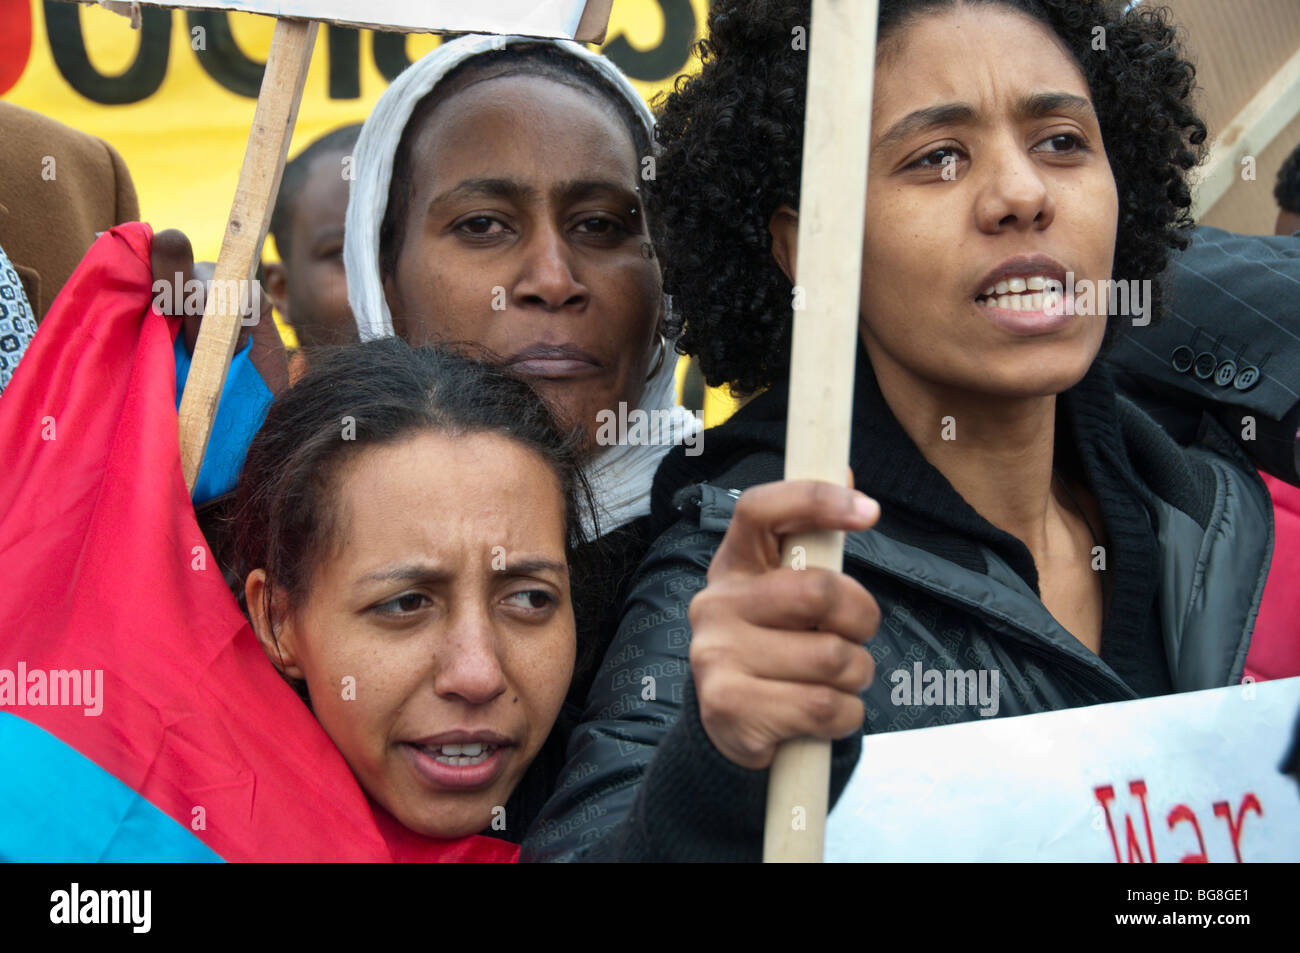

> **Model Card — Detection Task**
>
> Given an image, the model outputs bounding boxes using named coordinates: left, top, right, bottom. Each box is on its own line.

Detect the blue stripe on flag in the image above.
left=0, top=712, right=223, bottom=862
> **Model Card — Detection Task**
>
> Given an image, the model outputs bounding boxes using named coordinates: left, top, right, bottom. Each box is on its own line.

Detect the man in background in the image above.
left=264, top=124, right=361, bottom=353
left=0, top=102, right=139, bottom=396
left=0, top=101, right=139, bottom=322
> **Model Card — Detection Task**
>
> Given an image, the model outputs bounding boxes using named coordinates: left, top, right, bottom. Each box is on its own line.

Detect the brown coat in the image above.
left=0, top=101, right=139, bottom=320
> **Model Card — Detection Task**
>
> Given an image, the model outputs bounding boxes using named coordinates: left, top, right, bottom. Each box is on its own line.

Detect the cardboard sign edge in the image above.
left=60, top=0, right=612, bottom=42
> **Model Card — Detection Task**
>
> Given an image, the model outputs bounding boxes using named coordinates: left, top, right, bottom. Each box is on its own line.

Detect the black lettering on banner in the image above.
left=373, top=30, right=417, bottom=82
left=328, top=25, right=360, bottom=99
left=44, top=0, right=171, bottom=105
left=188, top=10, right=263, bottom=98
left=601, top=0, right=696, bottom=82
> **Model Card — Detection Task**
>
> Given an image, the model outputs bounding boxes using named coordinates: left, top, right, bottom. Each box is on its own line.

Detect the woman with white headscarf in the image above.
left=342, top=35, right=701, bottom=718
left=340, top=35, right=696, bottom=520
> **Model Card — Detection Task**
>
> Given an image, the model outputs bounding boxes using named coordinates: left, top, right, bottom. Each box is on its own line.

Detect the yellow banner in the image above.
left=3, top=0, right=707, bottom=257
left=2, top=0, right=738, bottom=422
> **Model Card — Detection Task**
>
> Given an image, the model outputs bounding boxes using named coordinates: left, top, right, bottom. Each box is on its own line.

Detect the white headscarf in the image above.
left=344, top=34, right=701, bottom=537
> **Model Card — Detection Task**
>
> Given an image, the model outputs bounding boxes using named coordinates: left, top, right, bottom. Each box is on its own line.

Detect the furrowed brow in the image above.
left=875, top=102, right=977, bottom=153
left=502, top=557, right=570, bottom=580
left=1015, top=91, right=1095, bottom=122
left=357, top=563, right=453, bottom=588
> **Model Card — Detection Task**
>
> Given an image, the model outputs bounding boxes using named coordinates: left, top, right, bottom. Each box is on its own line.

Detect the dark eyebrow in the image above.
left=501, top=558, right=569, bottom=580
left=875, top=102, right=977, bottom=153
left=874, top=91, right=1096, bottom=153
left=357, top=563, right=453, bottom=587
left=356, top=557, right=569, bottom=588
left=428, top=177, right=538, bottom=208
left=554, top=178, right=643, bottom=209
left=1016, top=91, right=1095, bottom=122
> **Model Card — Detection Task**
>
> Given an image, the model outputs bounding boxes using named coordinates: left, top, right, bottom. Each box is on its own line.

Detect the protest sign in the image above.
left=826, top=677, right=1300, bottom=862
left=64, top=0, right=612, bottom=41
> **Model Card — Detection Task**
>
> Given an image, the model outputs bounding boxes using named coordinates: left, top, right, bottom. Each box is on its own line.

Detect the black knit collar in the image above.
left=650, top=338, right=1166, bottom=692
left=653, top=338, right=1156, bottom=600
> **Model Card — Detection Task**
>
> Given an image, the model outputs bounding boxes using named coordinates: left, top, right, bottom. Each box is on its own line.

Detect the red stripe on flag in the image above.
left=0, top=223, right=517, bottom=863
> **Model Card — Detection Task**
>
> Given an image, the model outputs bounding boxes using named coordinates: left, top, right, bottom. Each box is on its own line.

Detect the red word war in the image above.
left=1093, top=781, right=1264, bottom=863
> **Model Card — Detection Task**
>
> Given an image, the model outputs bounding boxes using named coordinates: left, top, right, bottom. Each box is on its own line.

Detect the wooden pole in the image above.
left=1191, top=43, right=1300, bottom=220
left=762, top=0, right=879, bottom=863
left=177, top=17, right=318, bottom=492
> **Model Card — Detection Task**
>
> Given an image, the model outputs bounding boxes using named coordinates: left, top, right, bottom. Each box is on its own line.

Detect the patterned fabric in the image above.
left=0, top=245, right=38, bottom=396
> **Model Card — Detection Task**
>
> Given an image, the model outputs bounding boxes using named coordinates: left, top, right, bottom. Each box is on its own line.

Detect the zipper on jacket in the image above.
left=840, top=536, right=1138, bottom=699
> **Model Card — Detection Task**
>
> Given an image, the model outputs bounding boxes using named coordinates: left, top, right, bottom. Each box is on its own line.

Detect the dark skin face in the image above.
left=265, top=149, right=358, bottom=349
left=769, top=7, right=1117, bottom=653
left=382, top=74, right=663, bottom=451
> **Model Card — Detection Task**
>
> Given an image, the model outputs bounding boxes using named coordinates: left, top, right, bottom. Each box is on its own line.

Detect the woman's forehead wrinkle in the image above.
left=874, top=90, right=1097, bottom=152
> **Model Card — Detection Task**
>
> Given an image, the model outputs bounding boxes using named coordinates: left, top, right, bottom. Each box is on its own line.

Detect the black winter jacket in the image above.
left=519, top=352, right=1274, bottom=862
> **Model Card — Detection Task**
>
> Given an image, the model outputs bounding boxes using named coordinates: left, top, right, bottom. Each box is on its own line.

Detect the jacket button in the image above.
left=1234, top=365, right=1261, bottom=390
left=1193, top=350, right=1218, bottom=379
left=1214, top=359, right=1237, bottom=387
left=1171, top=345, right=1194, bottom=373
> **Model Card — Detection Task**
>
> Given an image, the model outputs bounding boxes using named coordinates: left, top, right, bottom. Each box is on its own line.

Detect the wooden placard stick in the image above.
left=176, top=17, right=317, bottom=492
left=1191, top=43, right=1300, bottom=220
left=763, top=0, right=879, bottom=864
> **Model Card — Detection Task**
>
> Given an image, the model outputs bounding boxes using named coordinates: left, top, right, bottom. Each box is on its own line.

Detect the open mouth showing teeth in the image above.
left=415, top=742, right=498, bottom=767
left=975, top=275, right=1057, bottom=311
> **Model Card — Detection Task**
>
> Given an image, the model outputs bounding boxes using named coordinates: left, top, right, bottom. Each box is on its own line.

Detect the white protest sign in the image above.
left=73, top=0, right=609, bottom=40
left=826, top=676, right=1300, bottom=862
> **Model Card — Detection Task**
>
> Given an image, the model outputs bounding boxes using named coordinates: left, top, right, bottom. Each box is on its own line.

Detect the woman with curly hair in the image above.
left=520, top=0, right=1276, bottom=861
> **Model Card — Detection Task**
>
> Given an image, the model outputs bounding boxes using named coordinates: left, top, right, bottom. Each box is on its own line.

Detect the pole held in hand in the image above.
left=763, top=0, right=880, bottom=864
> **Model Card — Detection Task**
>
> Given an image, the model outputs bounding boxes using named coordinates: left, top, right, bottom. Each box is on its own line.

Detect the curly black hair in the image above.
left=1276, top=141, right=1300, bottom=215
left=647, top=0, right=1207, bottom=394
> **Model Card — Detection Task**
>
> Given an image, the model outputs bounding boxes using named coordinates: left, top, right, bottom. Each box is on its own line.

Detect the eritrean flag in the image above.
left=0, top=222, right=517, bottom=862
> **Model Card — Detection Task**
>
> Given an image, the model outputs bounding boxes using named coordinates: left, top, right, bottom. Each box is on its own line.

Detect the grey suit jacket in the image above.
left=1107, top=225, right=1300, bottom=483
